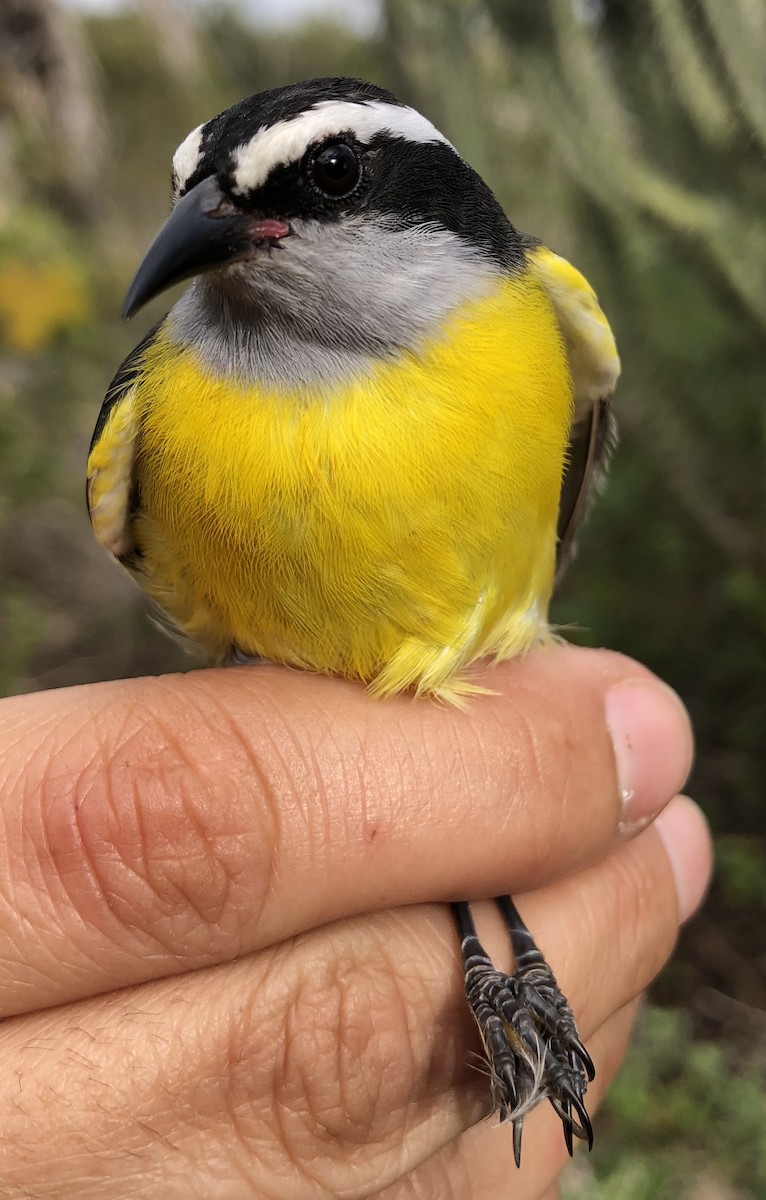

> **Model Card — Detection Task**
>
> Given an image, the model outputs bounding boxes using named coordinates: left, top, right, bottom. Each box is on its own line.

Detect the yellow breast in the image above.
left=131, top=270, right=572, bottom=699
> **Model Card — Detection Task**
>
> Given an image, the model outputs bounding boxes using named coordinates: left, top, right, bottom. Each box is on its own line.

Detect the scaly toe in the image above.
left=458, top=925, right=593, bottom=1161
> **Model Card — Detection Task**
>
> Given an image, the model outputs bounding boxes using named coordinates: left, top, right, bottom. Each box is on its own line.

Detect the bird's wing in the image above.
left=87, top=322, right=160, bottom=560
left=526, top=244, right=621, bottom=579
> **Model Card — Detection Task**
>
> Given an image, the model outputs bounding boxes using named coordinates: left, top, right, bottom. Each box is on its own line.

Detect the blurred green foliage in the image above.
left=566, top=1006, right=766, bottom=1199
left=1, top=0, right=765, bottom=1190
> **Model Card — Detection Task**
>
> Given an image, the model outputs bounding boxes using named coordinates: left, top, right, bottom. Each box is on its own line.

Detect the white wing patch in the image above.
left=87, top=385, right=139, bottom=559
left=172, top=123, right=204, bottom=195
left=231, top=99, right=454, bottom=195
left=526, top=245, right=620, bottom=573
left=529, top=247, right=621, bottom=417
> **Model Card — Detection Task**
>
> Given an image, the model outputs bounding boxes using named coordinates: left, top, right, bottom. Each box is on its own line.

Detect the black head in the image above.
left=123, top=78, right=522, bottom=335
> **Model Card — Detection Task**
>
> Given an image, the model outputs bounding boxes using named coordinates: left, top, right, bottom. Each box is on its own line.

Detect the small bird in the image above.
left=88, top=77, right=619, bottom=1163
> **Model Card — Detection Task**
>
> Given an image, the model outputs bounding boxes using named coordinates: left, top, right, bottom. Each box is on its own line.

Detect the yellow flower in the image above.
left=0, top=259, right=88, bottom=353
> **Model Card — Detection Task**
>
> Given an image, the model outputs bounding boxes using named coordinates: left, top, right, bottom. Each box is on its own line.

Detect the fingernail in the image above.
left=606, top=679, right=693, bottom=834
left=655, top=796, right=713, bottom=922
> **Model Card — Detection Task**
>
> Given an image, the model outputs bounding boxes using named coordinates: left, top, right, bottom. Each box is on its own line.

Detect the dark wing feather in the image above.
left=555, top=398, right=618, bottom=582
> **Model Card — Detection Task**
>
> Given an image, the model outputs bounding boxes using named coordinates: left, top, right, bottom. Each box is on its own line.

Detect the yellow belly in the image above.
left=131, top=271, right=572, bottom=699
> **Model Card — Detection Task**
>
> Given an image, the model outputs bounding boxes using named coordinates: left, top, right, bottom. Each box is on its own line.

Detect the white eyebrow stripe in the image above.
left=231, top=99, right=454, bottom=194
left=172, top=123, right=204, bottom=193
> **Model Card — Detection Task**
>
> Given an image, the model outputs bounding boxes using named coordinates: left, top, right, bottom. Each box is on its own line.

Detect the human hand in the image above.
left=0, top=645, right=709, bottom=1198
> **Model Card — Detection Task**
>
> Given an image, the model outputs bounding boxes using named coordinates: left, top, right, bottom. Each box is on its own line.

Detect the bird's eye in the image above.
left=310, top=142, right=361, bottom=197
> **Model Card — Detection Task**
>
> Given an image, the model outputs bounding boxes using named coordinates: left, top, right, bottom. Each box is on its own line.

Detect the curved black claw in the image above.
left=569, top=1034, right=596, bottom=1083
left=452, top=899, right=594, bottom=1165
left=549, top=1075, right=593, bottom=1147
left=513, top=1117, right=523, bottom=1169
left=561, top=1097, right=573, bottom=1157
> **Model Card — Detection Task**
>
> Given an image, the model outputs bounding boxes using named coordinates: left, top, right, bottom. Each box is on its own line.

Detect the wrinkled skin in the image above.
left=0, top=645, right=709, bottom=1198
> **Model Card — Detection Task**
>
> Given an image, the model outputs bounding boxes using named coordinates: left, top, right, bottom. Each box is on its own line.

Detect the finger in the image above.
left=0, top=800, right=707, bottom=1199
left=0, top=646, right=692, bottom=1016
left=377, top=1000, right=639, bottom=1200
left=469, top=795, right=712, bottom=1041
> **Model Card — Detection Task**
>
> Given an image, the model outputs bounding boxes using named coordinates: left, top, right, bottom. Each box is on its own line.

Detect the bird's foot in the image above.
left=225, top=645, right=267, bottom=666
left=452, top=898, right=594, bottom=1167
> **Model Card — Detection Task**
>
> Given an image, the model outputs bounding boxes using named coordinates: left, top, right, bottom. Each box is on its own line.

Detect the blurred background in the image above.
left=1, top=0, right=765, bottom=1193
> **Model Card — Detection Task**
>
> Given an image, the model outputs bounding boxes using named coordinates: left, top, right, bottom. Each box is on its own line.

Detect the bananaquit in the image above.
left=88, top=77, right=620, bottom=1163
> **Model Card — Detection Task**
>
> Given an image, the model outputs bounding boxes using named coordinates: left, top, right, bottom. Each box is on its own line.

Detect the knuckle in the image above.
left=497, top=690, right=588, bottom=873
left=597, top=841, right=678, bottom=1002
left=221, top=917, right=434, bottom=1176
left=23, top=684, right=281, bottom=965
left=510, top=688, right=579, bottom=807
left=554, top=833, right=679, bottom=1035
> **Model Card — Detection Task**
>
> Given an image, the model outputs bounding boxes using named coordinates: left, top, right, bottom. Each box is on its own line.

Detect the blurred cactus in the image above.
left=0, top=0, right=104, bottom=220
left=385, top=0, right=766, bottom=600
left=136, top=0, right=205, bottom=83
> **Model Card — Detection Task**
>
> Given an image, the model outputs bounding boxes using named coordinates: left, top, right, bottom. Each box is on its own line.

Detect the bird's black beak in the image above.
left=122, top=176, right=290, bottom=319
